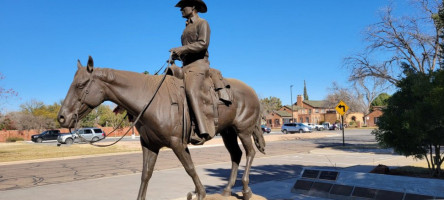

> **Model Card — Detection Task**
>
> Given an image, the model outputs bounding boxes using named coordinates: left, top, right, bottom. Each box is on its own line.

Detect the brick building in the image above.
left=265, top=110, right=292, bottom=129
left=294, top=95, right=336, bottom=124
left=264, top=95, right=366, bottom=128
left=364, top=106, right=384, bottom=127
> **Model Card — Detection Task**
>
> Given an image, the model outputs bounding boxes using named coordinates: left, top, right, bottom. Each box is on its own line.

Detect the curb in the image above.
left=291, top=168, right=444, bottom=200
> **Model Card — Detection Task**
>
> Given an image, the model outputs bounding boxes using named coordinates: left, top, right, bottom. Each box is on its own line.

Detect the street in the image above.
left=1, top=129, right=376, bottom=191
left=1, top=128, right=425, bottom=200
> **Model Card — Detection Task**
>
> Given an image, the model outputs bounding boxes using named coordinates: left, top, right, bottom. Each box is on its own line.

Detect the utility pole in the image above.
left=290, top=85, right=294, bottom=123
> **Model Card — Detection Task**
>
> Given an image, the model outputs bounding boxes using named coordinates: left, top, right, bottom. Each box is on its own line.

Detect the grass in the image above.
left=333, top=143, right=382, bottom=149
left=0, top=141, right=142, bottom=163
left=390, top=160, right=434, bottom=178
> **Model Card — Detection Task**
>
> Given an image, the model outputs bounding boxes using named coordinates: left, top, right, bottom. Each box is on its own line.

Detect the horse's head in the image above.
left=57, top=56, right=106, bottom=128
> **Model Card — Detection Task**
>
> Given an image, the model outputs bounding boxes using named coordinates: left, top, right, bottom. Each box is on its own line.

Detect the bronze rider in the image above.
left=170, top=0, right=215, bottom=145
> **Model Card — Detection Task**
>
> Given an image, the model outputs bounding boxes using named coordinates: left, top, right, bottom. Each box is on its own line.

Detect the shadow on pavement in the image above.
left=203, top=164, right=338, bottom=193
left=314, top=142, right=396, bottom=155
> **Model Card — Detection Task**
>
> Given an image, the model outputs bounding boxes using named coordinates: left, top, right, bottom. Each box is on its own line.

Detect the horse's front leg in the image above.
left=137, top=145, right=159, bottom=200
left=171, top=140, right=206, bottom=200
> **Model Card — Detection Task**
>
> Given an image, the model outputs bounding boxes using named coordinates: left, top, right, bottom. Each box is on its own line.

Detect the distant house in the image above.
left=265, top=95, right=334, bottom=129
left=265, top=95, right=366, bottom=129
left=295, top=95, right=336, bottom=124
left=365, top=106, right=384, bottom=127
left=265, top=110, right=292, bottom=129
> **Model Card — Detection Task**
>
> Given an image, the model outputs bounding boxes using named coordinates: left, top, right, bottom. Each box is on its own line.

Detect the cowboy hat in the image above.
left=175, top=0, right=207, bottom=13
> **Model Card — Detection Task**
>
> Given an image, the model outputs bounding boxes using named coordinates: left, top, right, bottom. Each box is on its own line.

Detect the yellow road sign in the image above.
left=335, top=100, right=349, bottom=116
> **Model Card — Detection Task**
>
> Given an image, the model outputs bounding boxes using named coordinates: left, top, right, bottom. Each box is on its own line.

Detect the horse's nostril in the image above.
left=58, top=115, right=65, bottom=124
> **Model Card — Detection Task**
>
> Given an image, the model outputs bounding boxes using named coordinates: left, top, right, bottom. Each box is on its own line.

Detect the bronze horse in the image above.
left=57, top=56, right=265, bottom=200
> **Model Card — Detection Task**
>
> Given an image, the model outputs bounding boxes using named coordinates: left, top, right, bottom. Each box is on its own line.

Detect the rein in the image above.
left=70, top=57, right=171, bottom=147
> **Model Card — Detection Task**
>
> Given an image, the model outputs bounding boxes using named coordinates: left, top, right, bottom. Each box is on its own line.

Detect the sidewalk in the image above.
left=0, top=144, right=429, bottom=200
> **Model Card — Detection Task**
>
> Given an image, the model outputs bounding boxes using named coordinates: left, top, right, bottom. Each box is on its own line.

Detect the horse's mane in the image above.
left=93, top=67, right=167, bottom=86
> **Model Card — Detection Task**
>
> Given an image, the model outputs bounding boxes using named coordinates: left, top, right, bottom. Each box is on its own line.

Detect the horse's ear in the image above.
left=77, top=59, right=82, bottom=70
left=87, top=55, right=94, bottom=73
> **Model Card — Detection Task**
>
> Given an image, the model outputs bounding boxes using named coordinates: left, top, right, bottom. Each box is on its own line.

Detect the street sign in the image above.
left=335, top=100, right=349, bottom=116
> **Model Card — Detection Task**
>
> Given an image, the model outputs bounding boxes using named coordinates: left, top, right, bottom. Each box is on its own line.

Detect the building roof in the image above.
left=284, top=105, right=304, bottom=110
left=274, top=111, right=292, bottom=117
left=303, top=100, right=328, bottom=108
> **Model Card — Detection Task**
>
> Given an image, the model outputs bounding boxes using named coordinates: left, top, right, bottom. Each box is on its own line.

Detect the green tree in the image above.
left=18, top=100, right=59, bottom=130
left=370, top=93, right=391, bottom=109
left=372, top=67, right=444, bottom=177
left=80, top=104, right=130, bottom=128
left=260, top=96, right=282, bottom=119
left=303, top=80, right=309, bottom=100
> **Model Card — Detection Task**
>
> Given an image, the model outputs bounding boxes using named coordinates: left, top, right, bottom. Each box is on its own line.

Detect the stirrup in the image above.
left=190, top=134, right=206, bottom=145
left=217, top=88, right=230, bottom=102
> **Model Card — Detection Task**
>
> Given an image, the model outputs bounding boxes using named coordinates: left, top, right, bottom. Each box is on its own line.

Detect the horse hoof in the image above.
left=221, top=188, right=231, bottom=197
left=187, top=192, right=192, bottom=200
left=242, top=188, right=252, bottom=200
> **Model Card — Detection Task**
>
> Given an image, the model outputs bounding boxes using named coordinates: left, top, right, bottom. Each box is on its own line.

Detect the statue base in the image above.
left=191, top=192, right=267, bottom=200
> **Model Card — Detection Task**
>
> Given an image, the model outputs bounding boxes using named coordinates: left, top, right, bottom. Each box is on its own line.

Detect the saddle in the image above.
left=165, top=64, right=233, bottom=143
left=166, top=64, right=232, bottom=104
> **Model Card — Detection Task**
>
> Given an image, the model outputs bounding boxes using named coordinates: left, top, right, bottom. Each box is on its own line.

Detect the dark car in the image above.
left=261, top=125, right=271, bottom=134
left=31, top=130, right=60, bottom=143
left=329, top=123, right=340, bottom=130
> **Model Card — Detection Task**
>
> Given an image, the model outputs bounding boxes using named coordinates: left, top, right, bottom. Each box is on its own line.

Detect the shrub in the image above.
left=6, top=137, right=24, bottom=142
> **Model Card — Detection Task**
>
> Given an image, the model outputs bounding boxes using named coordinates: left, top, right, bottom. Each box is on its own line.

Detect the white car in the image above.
left=308, top=123, right=324, bottom=131
left=281, top=123, right=312, bottom=134
left=58, top=128, right=106, bottom=144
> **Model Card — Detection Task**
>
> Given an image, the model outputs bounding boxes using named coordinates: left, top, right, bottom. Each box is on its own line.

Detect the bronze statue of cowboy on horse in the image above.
left=57, top=1, right=264, bottom=199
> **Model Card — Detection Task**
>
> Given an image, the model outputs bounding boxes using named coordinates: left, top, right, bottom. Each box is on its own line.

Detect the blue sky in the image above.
left=0, top=0, right=415, bottom=112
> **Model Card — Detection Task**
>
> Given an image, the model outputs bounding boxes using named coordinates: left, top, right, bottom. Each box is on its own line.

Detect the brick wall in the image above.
left=366, top=109, right=383, bottom=127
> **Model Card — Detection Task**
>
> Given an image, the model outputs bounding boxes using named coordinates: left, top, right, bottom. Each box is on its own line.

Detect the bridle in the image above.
left=68, top=56, right=171, bottom=147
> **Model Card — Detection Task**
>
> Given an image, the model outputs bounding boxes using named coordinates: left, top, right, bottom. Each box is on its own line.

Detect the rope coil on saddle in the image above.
left=70, top=54, right=172, bottom=147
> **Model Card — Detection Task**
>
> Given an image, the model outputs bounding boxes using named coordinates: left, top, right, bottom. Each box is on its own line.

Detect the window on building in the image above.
left=374, top=117, right=379, bottom=124
left=315, top=109, right=319, bottom=113
left=309, top=109, right=312, bottom=114
left=306, top=117, right=309, bottom=123
left=300, top=117, right=303, bottom=123
left=275, top=119, right=280, bottom=125
left=321, top=109, right=325, bottom=113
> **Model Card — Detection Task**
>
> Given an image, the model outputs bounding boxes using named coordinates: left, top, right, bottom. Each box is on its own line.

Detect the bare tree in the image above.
left=345, top=0, right=443, bottom=84
left=0, top=72, right=18, bottom=113
left=324, top=82, right=367, bottom=113
left=353, top=77, right=391, bottom=114
left=9, top=112, right=55, bottom=131
left=20, top=99, right=44, bottom=114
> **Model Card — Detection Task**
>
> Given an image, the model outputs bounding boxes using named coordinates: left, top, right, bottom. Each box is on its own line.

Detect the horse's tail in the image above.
left=252, top=118, right=266, bottom=154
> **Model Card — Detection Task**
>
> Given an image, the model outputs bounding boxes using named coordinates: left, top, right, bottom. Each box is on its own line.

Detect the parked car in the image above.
left=261, top=125, right=271, bottom=134
left=303, top=123, right=315, bottom=130
left=322, top=122, right=332, bottom=130
left=329, top=123, right=340, bottom=130
left=31, top=130, right=64, bottom=143
left=308, top=123, right=324, bottom=131
left=58, top=128, right=106, bottom=144
left=281, top=123, right=312, bottom=134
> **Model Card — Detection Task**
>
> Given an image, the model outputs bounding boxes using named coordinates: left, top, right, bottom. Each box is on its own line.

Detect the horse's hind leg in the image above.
left=137, top=144, right=159, bottom=200
left=171, top=142, right=206, bottom=200
left=238, top=131, right=256, bottom=200
left=221, top=128, right=242, bottom=197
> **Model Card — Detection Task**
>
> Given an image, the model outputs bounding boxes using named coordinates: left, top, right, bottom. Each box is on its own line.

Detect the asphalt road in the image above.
left=1, top=129, right=376, bottom=192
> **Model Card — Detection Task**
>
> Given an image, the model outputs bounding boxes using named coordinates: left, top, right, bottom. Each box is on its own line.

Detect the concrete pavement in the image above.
left=1, top=130, right=441, bottom=199
left=0, top=144, right=429, bottom=199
